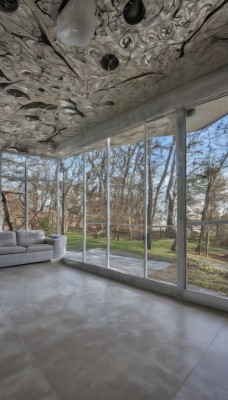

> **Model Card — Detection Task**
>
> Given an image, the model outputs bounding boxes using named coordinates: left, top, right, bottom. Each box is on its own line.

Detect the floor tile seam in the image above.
left=8, top=315, right=63, bottom=400
left=169, top=318, right=227, bottom=400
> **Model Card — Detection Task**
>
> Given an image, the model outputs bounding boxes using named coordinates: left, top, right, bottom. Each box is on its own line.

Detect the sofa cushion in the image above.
left=26, top=244, right=53, bottom=253
left=0, top=231, right=17, bottom=247
left=16, top=230, right=45, bottom=247
left=0, top=246, right=26, bottom=255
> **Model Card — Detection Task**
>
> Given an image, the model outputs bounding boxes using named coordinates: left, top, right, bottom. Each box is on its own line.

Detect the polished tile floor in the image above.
left=0, top=262, right=227, bottom=400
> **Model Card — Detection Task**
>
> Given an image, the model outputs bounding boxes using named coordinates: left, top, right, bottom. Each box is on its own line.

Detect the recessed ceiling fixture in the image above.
left=0, top=0, right=19, bottom=13
left=101, top=54, right=119, bottom=71
left=123, top=0, right=146, bottom=26
left=56, top=0, right=96, bottom=47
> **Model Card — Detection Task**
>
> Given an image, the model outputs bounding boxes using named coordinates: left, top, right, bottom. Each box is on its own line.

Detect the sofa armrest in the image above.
left=45, top=237, right=63, bottom=259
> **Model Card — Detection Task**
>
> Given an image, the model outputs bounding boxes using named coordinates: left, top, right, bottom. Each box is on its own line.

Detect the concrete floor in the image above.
left=0, top=262, right=227, bottom=400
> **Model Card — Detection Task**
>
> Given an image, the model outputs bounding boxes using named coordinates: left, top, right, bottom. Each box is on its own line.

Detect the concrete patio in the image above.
left=65, top=248, right=172, bottom=276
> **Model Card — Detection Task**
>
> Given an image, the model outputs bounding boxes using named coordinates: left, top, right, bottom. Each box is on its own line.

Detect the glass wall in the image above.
left=146, top=114, right=177, bottom=284
left=61, top=96, right=227, bottom=307
left=1, top=95, right=227, bottom=309
left=1, top=154, right=26, bottom=230
left=186, top=99, right=228, bottom=297
left=60, top=155, right=83, bottom=256
left=0, top=154, right=58, bottom=235
left=27, top=157, right=57, bottom=234
left=110, top=136, right=144, bottom=276
left=85, top=143, right=107, bottom=267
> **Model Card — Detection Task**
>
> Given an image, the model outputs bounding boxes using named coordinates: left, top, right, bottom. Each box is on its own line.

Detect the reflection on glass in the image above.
left=86, top=146, right=107, bottom=267
left=187, top=224, right=228, bottom=296
left=146, top=114, right=177, bottom=284
left=110, top=140, right=144, bottom=276
left=61, top=156, right=83, bottom=256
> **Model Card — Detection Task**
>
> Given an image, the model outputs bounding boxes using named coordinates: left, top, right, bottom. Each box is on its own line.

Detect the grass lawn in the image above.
left=67, top=231, right=177, bottom=262
left=148, top=264, right=228, bottom=296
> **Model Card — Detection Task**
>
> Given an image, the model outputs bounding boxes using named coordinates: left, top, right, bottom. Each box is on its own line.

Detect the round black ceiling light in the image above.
left=123, top=0, right=145, bottom=26
left=101, top=54, right=119, bottom=71
left=0, top=0, right=19, bottom=13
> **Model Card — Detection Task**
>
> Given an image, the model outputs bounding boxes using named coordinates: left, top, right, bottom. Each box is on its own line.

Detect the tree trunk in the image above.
left=171, top=238, right=177, bottom=253
left=128, top=224, right=132, bottom=241
left=61, top=172, right=65, bottom=235
left=196, top=152, right=227, bottom=254
left=196, top=225, right=204, bottom=255
left=151, top=140, right=174, bottom=224
left=147, top=155, right=153, bottom=249
left=1, top=191, right=13, bottom=231
left=147, top=138, right=175, bottom=249
left=75, top=213, right=82, bottom=230
left=166, top=150, right=176, bottom=239
left=205, top=228, right=209, bottom=257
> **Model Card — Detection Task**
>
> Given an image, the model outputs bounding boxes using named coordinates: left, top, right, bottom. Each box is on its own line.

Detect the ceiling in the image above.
left=0, top=0, right=227, bottom=156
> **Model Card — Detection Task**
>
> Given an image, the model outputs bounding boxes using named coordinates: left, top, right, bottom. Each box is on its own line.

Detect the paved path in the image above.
left=65, top=249, right=171, bottom=276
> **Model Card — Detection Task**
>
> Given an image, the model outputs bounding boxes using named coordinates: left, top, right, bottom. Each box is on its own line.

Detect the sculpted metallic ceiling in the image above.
left=0, top=0, right=227, bottom=155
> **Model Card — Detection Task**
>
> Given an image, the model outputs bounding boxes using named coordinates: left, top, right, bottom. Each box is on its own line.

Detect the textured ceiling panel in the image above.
left=0, top=0, right=227, bottom=155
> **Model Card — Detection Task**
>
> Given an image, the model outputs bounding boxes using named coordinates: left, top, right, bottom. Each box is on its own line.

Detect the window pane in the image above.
left=28, top=180, right=57, bottom=234
left=1, top=178, right=25, bottom=230
left=2, top=153, right=25, bottom=179
left=187, top=223, right=228, bottom=297
left=27, top=157, right=57, bottom=181
left=61, top=156, right=83, bottom=256
left=186, top=101, right=228, bottom=222
left=146, top=114, right=177, bottom=284
left=110, top=138, right=144, bottom=276
left=86, top=144, right=107, bottom=267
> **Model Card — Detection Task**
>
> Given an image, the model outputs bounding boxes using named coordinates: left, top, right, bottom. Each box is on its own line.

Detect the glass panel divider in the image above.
left=83, top=152, right=86, bottom=263
left=176, top=109, right=187, bottom=297
left=56, top=159, right=60, bottom=234
left=144, top=122, right=148, bottom=278
left=25, top=158, right=28, bottom=231
left=0, top=154, right=2, bottom=232
left=106, top=138, right=110, bottom=268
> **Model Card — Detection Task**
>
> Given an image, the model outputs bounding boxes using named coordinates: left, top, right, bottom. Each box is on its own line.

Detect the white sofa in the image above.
left=0, top=230, right=65, bottom=268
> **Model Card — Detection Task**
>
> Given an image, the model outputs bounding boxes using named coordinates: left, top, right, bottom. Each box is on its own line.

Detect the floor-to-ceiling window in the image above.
left=1, top=95, right=226, bottom=310
left=27, top=157, right=57, bottom=234
left=61, top=95, right=227, bottom=310
left=60, top=155, right=83, bottom=256
left=1, top=153, right=26, bottom=230
left=0, top=154, right=59, bottom=235
left=146, top=114, right=177, bottom=284
left=186, top=98, right=228, bottom=298
left=109, top=132, right=145, bottom=276
left=85, top=143, right=107, bottom=267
